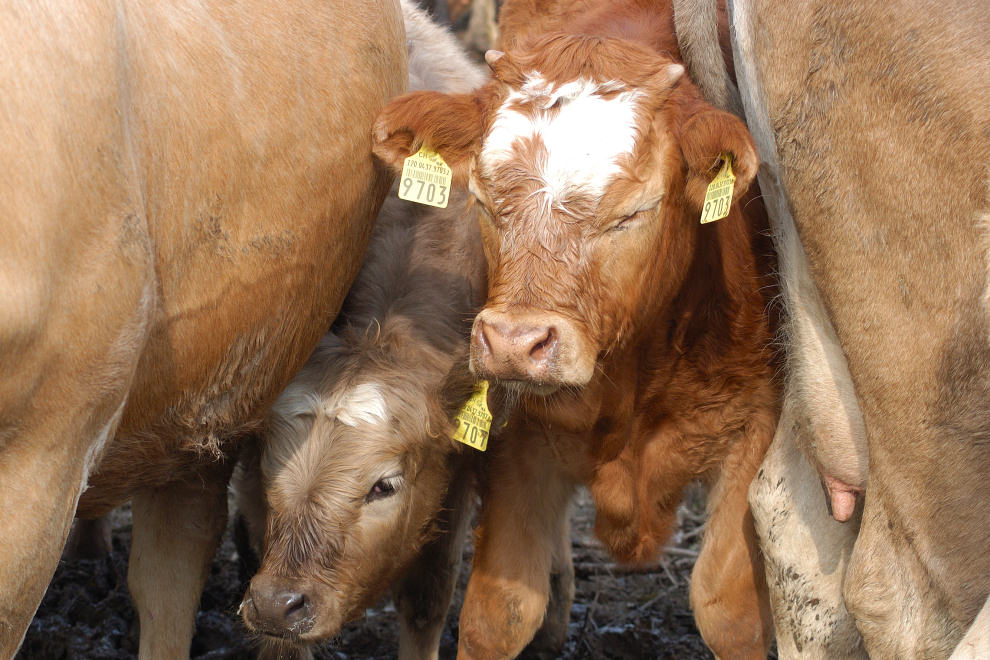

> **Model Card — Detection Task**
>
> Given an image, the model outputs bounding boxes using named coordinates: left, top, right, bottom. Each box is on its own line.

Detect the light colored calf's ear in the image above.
left=484, top=49, right=527, bottom=86
left=678, top=107, right=758, bottom=213
left=484, top=50, right=504, bottom=69
left=658, top=63, right=685, bottom=89
left=371, top=90, right=483, bottom=186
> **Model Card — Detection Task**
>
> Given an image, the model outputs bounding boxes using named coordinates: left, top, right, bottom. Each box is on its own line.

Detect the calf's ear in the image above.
left=372, top=90, right=483, bottom=186
left=678, top=108, right=758, bottom=213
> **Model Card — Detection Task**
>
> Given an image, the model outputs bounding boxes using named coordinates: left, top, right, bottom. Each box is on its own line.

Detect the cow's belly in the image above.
left=76, top=0, right=406, bottom=514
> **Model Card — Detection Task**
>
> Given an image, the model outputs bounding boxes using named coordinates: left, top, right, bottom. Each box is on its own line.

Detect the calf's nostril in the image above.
left=529, top=327, right=557, bottom=364
left=281, top=591, right=306, bottom=617
left=242, top=581, right=315, bottom=635
left=279, top=591, right=313, bottom=630
left=476, top=322, right=493, bottom=358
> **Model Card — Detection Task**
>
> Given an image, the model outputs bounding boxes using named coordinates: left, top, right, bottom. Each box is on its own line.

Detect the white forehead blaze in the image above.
left=481, top=74, right=642, bottom=203
left=334, top=382, right=389, bottom=427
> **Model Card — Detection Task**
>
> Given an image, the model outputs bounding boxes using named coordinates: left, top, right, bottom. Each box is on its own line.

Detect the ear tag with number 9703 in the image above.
left=700, top=154, right=735, bottom=224
left=452, top=380, right=493, bottom=451
left=398, top=145, right=452, bottom=208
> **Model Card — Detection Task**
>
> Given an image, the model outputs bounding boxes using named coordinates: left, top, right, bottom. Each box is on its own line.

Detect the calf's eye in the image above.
left=366, top=475, right=403, bottom=503
left=610, top=212, right=639, bottom=232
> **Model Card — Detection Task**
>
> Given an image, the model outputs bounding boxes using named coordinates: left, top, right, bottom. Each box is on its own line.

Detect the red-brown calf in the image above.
left=373, top=2, right=777, bottom=657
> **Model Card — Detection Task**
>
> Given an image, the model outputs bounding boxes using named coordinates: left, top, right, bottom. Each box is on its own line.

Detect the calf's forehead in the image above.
left=479, top=74, right=644, bottom=206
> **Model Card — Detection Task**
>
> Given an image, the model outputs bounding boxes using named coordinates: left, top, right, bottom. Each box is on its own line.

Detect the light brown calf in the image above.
left=373, top=0, right=779, bottom=657
left=0, top=1, right=404, bottom=656
left=234, top=184, right=484, bottom=660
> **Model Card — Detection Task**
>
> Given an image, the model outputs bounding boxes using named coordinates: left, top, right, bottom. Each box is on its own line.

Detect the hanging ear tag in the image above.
left=398, top=145, right=452, bottom=208
left=452, top=380, right=493, bottom=451
left=700, top=154, right=735, bottom=224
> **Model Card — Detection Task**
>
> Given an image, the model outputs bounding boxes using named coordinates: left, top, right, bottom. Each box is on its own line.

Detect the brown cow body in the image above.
left=374, top=1, right=779, bottom=657
left=0, top=0, right=405, bottom=655
left=676, top=0, right=990, bottom=657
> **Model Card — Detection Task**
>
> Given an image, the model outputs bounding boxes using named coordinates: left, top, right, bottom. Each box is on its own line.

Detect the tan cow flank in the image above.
left=677, top=0, right=990, bottom=657
left=0, top=0, right=405, bottom=655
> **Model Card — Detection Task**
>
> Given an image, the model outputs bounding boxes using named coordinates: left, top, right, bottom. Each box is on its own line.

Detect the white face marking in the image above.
left=334, top=382, right=389, bottom=427
left=480, top=74, right=642, bottom=205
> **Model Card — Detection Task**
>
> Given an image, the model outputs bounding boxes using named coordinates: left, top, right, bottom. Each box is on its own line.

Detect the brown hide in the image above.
left=0, top=0, right=405, bottom=655
left=373, top=1, right=779, bottom=657
left=677, top=0, right=990, bottom=655
left=497, top=0, right=678, bottom=53
left=732, top=0, right=990, bottom=655
left=80, top=2, right=404, bottom=512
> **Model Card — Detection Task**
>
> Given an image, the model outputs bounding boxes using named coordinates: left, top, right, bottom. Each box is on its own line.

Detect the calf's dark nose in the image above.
left=242, top=574, right=315, bottom=636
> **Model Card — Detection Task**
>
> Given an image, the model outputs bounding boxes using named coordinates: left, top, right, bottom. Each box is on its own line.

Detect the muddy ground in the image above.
left=18, top=487, right=730, bottom=659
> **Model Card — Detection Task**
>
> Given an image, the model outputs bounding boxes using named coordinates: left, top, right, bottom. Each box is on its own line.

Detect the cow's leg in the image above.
left=460, top=0, right=498, bottom=55
left=690, top=410, right=775, bottom=659
left=63, top=515, right=114, bottom=560
left=524, top=508, right=574, bottom=657
left=749, top=400, right=866, bottom=659
left=230, top=437, right=265, bottom=583
left=0, top=406, right=124, bottom=654
left=128, top=467, right=232, bottom=660
left=457, top=433, right=574, bottom=660
left=396, top=457, right=476, bottom=660
left=0, top=279, right=151, bottom=655
left=842, top=490, right=965, bottom=659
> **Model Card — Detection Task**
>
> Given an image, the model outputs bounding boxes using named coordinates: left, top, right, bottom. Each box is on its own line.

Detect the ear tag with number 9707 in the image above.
left=452, top=380, right=493, bottom=452
left=398, top=145, right=452, bottom=208
left=700, top=154, right=735, bottom=224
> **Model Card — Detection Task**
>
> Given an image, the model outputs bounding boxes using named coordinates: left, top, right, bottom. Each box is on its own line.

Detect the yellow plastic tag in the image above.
left=700, top=154, right=736, bottom=224
left=398, top=145, right=452, bottom=208
left=452, top=380, right=493, bottom=452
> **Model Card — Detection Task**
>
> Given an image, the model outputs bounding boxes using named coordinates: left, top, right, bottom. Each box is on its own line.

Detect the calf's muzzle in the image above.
left=242, top=573, right=315, bottom=637
left=471, top=309, right=593, bottom=386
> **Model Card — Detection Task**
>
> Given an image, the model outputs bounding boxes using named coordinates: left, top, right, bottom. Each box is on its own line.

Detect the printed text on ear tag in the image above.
left=700, top=154, right=735, bottom=224
left=453, top=380, right=493, bottom=451
left=398, top=145, right=452, bottom=208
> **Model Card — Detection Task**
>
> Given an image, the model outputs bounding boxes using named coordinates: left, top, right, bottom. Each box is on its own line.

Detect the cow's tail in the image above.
left=672, top=0, right=744, bottom=117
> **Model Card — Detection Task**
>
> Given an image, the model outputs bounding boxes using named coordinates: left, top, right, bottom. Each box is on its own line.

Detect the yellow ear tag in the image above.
left=398, top=145, right=452, bottom=208
left=700, top=154, right=736, bottom=224
left=452, top=380, right=493, bottom=451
